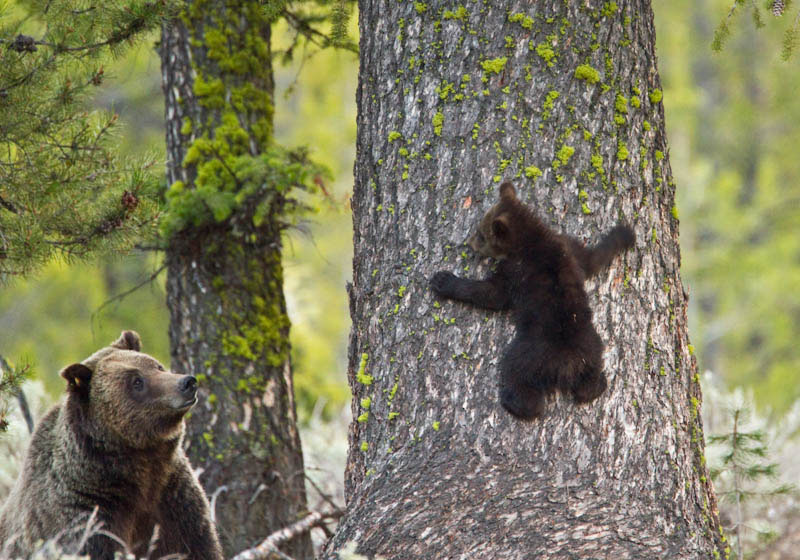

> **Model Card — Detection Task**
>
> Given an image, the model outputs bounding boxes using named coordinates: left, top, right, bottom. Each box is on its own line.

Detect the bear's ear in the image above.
left=492, top=214, right=511, bottom=240
left=499, top=182, right=517, bottom=201
left=111, top=330, right=141, bottom=352
left=60, top=363, right=92, bottom=394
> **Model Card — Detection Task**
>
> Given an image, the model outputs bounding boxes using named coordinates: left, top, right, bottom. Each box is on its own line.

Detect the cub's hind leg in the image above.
left=498, top=336, right=552, bottom=420
left=567, top=332, right=607, bottom=404
left=546, top=322, right=608, bottom=405
left=499, top=383, right=546, bottom=420
left=571, top=365, right=607, bottom=404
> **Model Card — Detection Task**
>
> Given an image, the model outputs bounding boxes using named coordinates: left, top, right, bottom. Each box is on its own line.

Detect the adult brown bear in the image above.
left=0, top=331, right=222, bottom=559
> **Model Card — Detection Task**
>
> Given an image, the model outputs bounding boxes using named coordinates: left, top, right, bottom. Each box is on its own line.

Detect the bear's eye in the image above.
left=131, top=376, right=145, bottom=392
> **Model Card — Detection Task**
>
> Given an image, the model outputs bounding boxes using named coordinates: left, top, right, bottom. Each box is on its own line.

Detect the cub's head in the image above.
left=467, top=182, right=522, bottom=259
left=59, top=331, right=197, bottom=448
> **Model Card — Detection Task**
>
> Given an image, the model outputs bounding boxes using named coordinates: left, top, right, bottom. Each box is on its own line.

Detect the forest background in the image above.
left=0, top=0, right=799, bottom=555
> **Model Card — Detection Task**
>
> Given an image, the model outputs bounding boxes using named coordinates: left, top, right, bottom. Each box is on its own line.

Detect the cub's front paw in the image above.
left=430, top=271, right=458, bottom=298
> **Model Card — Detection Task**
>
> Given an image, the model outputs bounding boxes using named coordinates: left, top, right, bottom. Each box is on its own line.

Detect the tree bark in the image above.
left=159, top=3, right=312, bottom=558
left=326, top=1, right=725, bottom=558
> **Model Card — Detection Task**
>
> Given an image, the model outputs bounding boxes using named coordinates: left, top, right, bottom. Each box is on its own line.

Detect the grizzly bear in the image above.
left=431, top=182, right=634, bottom=420
left=0, top=331, right=223, bottom=559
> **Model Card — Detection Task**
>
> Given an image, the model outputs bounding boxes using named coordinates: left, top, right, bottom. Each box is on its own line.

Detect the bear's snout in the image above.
left=161, top=374, right=198, bottom=411
left=179, top=375, right=197, bottom=397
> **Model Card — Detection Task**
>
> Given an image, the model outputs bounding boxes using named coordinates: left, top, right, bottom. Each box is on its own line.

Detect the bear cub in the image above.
left=0, top=331, right=223, bottom=559
left=431, top=182, right=635, bottom=420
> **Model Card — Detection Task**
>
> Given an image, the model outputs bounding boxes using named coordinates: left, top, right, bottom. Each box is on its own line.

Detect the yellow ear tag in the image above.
left=74, top=378, right=81, bottom=387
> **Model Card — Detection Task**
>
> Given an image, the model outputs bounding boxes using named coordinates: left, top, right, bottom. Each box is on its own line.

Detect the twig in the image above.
left=249, top=483, right=268, bottom=505
left=15, top=387, right=33, bottom=434
left=281, top=9, right=330, bottom=49
left=91, top=263, right=166, bottom=320
left=303, top=472, right=343, bottom=514
left=230, top=510, right=344, bottom=560
left=76, top=506, right=103, bottom=553
left=209, top=485, right=228, bottom=526
left=145, top=524, right=161, bottom=560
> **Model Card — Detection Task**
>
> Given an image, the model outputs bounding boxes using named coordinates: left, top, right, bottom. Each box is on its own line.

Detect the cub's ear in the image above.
left=60, top=363, right=92, bottom=393
left=111, top=330, right=141, bottom=352
left=499, top=182, right=517, bottom=201
left=492, top=214, right=511, bottom=239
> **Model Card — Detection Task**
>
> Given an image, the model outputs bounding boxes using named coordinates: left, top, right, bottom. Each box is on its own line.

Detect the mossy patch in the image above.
left=553, top=145, right=575, bottom=168
left=525, top=165, right=543, bottom=179
left=481, top=57, right=508, bottom=74
left=617, top=141, right=629, bottom=161
left=432, top=110, right=444, bottom=136
left=535, top=43, right=556, bottom=67
left=542, top=90, right=559, bottom=120
left=601, top=2, right=618, bottom=17
left=508, top=12, right=533, bottom=29
left=574, top=64, right=600, bottom=84
left=443, top=6, right=469, bottom=21
left=356, top=353, right=374, bottom=385
left=649, top=88, right=663, bottom=104
left=615, top=94, right=628, bottom=114
left=591, top=154, right=604, bottom=174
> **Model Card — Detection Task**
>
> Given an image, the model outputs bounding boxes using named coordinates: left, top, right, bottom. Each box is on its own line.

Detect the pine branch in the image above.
left=0, top=3, right=169, bottom=277
left=281, top=7, right=358, bottom=54
left=0, top=194, right=18, bottom=214
left=712, top=0, right=746, bottom=52
left=0, top=13, right=149, bottom=55
left=781, top=10, right=800, bottom=59
left=0, top=354, right=31, bottom=433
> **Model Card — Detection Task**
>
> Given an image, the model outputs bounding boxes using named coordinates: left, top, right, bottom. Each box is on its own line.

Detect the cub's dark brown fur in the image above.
left=431, top=182, right=634, bottom=420
left=0, top=331, right=222, bottom=559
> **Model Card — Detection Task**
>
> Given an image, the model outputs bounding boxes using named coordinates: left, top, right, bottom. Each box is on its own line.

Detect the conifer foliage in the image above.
left=0, top=356, right=28, bottom=435
left=713, top=0, right=800, bottom=59
left=709, top=405, right=795, bottom=559
left=0, top=1, right=175, bottom=279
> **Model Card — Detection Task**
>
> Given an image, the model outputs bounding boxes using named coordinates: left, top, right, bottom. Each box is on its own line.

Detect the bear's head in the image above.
left=59, top=331, right=197, bottom=449
left=467, top=182, right=523, bottom=259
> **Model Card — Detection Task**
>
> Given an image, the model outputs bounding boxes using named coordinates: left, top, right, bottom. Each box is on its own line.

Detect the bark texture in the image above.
left=160, top=4, right=312, bottom=558
left=326, top=1, right=725, bottom=558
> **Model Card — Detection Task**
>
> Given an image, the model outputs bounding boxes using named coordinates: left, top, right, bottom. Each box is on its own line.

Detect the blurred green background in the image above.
left=0, top=0, right=798, bottom=421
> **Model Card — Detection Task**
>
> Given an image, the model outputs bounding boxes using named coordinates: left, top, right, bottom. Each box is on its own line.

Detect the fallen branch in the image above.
left=230, top=510, right=344, bottom=560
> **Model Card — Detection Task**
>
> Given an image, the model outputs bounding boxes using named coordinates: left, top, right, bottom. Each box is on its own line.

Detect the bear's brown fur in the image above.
left=0, top=331, right=222, bottom=559
left=431, top=182, right=634, bottom=419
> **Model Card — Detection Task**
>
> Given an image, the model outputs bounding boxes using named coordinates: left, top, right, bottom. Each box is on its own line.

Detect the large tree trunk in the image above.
left=326, top=1, right=725, bottom=558
left=159, top=3, right=312, bottom=558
